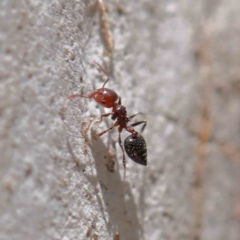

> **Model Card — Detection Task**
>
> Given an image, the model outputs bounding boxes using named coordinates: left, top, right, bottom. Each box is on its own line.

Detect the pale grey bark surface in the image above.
left=0, top=0, right=240, bottom=240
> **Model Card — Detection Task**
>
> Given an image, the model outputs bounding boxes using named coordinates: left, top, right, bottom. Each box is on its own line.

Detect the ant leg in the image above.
left=84, top=124, right=117, bottom=148
left=96, top=112, right=114, bottom=123
left=128, top=112, right=146, bottom=120
left=118, top=130, right=126, bottom=178
left=93, top=61, right=109, bottom=88
left=82, top=117, right=94, bottom=137
left=130, top=120, right=147, bottom=133
left=118, top=97, right=121, bottom=105
left=98, top=124, right=117, bottom=137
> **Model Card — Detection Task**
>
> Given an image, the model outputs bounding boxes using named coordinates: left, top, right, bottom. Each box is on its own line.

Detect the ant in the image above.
left=68, top=61, right=147, bottom=173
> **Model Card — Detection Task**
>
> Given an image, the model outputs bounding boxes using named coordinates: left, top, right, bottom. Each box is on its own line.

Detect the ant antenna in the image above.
left=93, top=61, right=109, bottom=88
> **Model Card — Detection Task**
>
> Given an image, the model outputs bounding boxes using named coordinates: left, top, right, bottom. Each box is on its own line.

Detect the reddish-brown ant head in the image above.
left=90, top=88, right=119, bottom=108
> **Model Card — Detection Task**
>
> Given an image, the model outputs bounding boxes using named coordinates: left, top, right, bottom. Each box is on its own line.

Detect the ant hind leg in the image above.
left=130, top=120, right=147, bottom=133
left=118, top=131, right=127, bottom=179
left=128, top=112, right=146, bottom=120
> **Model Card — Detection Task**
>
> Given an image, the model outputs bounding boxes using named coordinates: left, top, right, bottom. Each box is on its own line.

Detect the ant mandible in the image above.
left=68, top=61, right=147, bottom=172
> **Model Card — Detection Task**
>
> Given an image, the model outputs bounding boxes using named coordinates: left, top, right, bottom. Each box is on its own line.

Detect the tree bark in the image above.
left=0, top=0, right=240, bottom=240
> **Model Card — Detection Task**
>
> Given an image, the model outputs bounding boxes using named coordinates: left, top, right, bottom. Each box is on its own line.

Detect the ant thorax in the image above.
left=113, top=105, right=129, bottom=128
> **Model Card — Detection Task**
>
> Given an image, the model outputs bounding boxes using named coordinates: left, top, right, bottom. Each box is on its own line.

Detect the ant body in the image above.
left=68, top=62, right=147, bottom=172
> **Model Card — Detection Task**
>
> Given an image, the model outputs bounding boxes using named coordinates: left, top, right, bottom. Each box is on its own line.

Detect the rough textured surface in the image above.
left=0, top=0, right=240, bottom=240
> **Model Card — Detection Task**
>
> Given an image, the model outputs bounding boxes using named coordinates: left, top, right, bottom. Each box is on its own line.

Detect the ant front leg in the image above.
left=96, top=112, right=114, bottom=123
left=130, top=120, right=147, bottom=133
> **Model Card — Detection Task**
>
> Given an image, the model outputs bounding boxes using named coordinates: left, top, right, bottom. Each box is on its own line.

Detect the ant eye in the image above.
left=101, top=100, right=106, bottom=104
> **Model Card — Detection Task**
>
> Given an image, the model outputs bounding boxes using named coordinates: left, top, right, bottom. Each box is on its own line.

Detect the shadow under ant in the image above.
left=67, top=129, right=144, bottom=239
left=89, top=136, right=144, bottom=240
